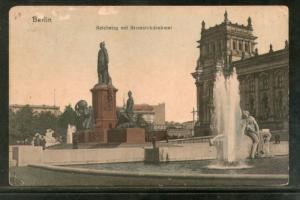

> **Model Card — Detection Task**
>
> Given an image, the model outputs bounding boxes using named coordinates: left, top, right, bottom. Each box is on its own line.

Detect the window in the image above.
left=261, top=93, right=270, bottom=120
left=249, top=79, right=255, bottom=92
left=209, top=82, right=213, bottom=97
left=240, top=79, right=245, bottom=93
left=212, top=43, right=215, bottom=54
left=277, top=75, right=283, bottom=88
left=259, top=74, right=269, bottom=90
left=239, top=41, right=243, bottom=51
left=218, top=41, right=222, bottom=53
left=263, top=78, right=269, bottom=89
left=207, top=43, right=210, bottom=54
left=233, top=40, right=237, bottom=50
left=249, top=95, right=255, bottom=115
left=245, top=42, right=249, bottom=52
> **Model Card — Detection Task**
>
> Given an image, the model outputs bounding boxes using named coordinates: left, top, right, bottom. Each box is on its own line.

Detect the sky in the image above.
left=9, top=6, right=288, bottom=122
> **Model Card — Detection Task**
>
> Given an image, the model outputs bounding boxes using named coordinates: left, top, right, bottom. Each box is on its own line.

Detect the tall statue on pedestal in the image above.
left=98, top=41, right=112, bottom=85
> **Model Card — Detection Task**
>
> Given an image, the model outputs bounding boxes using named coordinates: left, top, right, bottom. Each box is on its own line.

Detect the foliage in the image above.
left=33, top=111, right=59, bottom=135
left=9, top=105, right=35, bottom=144
left=58, top=104, right=78, bottom=140
left=9, top=104, right=78, bottom=144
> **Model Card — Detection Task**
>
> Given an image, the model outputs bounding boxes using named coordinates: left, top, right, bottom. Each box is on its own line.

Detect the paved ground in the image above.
left=10, top=156, right=288, bottom=187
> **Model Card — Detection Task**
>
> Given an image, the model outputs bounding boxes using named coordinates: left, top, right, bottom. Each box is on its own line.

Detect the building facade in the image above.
left=192, top=11, right=289, bottom=136
left=10, top=104, right=61, bottom=116
left=152, top=103, right=166, bottom=124
left=133, top=104, right=155, bottom=123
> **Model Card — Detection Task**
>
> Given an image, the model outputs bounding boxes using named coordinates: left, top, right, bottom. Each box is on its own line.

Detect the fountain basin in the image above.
left=27, top=156, right=288, bottom=186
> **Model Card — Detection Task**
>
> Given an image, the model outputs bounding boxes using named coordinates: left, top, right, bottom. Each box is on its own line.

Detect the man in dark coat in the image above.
left=97, top=41, right=111, bottom=84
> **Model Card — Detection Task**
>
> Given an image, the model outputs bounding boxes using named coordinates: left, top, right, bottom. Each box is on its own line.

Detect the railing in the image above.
left=149, top=124, right=167, bottom=131
left=159, top=136, right=214, bottom=144
left=167, top=129, right=193, bottom=137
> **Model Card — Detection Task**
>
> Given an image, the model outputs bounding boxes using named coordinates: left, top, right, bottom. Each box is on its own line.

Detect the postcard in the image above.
left=8, top=6, right=289, bottom=186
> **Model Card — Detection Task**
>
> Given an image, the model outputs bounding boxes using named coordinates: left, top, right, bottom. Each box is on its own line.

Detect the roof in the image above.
left=10, top=104, right=60, bottom=110
left=133, top=104, right=154, bottom=112
left=233, top=48, right=288, bottom=67
left=200, top=17, right=257, bottom=42
left=116, top=104, right=156, bottom=114
left=232, top=48, right=289, bottom=75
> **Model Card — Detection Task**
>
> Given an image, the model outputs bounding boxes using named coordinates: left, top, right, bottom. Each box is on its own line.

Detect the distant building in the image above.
left=192, top=11, right=289, bottom=136
left=117, top=103, right=165, bottom=125
left=10, top=104, right=61, bottom=116
left=167, top=128, right=193, bottom=138
left=133, top=104, right=155, bottom=123
left=182, top=121, right=194, bottom=130
left=152, top=103, right=165, bottom=124
left=133, top=103, right=165, bottom=125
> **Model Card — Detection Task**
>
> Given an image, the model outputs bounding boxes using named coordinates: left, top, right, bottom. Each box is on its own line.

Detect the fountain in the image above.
left=208, top=61, right=252, bottom=169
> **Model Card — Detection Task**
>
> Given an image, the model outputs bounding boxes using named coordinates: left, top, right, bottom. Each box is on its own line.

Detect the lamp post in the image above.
left=191, top=107, right=198, bottom=137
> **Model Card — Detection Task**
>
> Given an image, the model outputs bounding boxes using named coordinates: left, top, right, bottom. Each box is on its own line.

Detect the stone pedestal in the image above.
left=126, top=128, right=146, bottom=144
left=107, top=128, right=146, bottom=144
left=91, top=84, right=118, bottom=143
left=144, top=147, right=160, bottom=163
left=77, top=129, right=97, bottom=143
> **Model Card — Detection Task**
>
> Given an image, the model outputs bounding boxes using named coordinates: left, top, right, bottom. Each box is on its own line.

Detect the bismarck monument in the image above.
left=91, top=41, right=118, bottom=143
left=77, top=41, right=145, bottom=144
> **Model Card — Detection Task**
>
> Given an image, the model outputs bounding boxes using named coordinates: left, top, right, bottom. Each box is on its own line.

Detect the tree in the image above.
left=57, top=105, right=78, bottom=141
left=33, top=111, right=59, bottom=136
left=9, top=105, right=35, bottom=144
left=9, top=104, right=79, bottom=144
left=9, top=109, right=18, bottom=144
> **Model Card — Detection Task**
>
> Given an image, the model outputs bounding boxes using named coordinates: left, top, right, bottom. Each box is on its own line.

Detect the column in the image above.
left=198, top=83, right=204, bottom=123
left=254, top=74, right=260, bottom=118
left=269, top=72, right=274, bottom=119
left=241, top=40, right=244, bottom=52
left=196, top=84, right=200, bottom=122
left=249, top=41, right=252, bottom=55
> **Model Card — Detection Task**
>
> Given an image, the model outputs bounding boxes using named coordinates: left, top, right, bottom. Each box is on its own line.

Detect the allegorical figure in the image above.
left=97, top=41, right=111, bottom=85
left=74, top=100, right=94, bottom=130
left=116, top=91, right=135, bottom=128
left=126, top=90, right=134, bottom=116
left=241, top=110, right=260, bottom=159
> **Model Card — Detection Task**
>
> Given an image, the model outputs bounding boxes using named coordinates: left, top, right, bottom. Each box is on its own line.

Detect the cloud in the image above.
left=97, top=7, right=118, bottom=15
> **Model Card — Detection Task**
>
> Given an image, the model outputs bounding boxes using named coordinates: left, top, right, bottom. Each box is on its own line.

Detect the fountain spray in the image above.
left=212, top=60, right=242, bottom=164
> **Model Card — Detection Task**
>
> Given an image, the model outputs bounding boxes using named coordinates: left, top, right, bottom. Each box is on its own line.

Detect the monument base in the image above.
left=91, top=84, right=118, bottom=131
left=107, top=128, right=146, bottom=144
left=77, top=129, right=97, bottom=143
left=78, top=128, right=146, bottom=144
